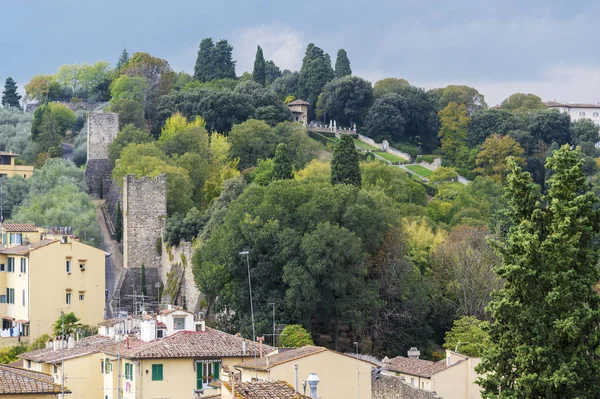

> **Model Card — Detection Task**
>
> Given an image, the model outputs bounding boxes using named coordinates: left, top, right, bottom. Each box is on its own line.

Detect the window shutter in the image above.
left=130, top=363, right=134, bottom=380
left=196, top=362, right=203, bottom=389
left=213, top=362, right=219, bottom=380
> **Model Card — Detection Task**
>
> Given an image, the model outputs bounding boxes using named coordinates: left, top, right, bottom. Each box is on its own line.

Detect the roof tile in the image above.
left=1, top=223, right=38, bottom=233
left=223, top=380, right=309, bottom=399
left=0, top=364, right=70, bottom=394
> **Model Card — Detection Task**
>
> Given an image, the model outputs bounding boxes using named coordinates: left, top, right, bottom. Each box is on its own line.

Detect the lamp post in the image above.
left=239, top=251, right=257, bottom=378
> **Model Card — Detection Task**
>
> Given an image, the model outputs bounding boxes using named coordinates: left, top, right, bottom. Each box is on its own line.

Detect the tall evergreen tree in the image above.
left=253, top=46, right=267, bottom=86
left=334, top=49, right=352, bottom=78
left=116, top=48, right=129, bottom=71
left=115, top=201, right=123, bottom=243
left=272, top=143, right=292, bottom=180
left=477, top=146, right=600, bottom=398
left=140, top=263, right=147, bottom=297
left=212, top=40, right=237, bottom=80
left=264, top=60, right=282, bottom=84
left=2, top=77, right=21, bottom=109
left=298, top=44, right=334, bottom=120
left=194, top=38, right=215, bottom=82
left=331, top=134, right=361, bottom=187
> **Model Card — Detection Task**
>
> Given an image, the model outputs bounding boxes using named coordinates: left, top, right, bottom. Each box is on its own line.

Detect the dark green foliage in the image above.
left=0, top=176, right=29, bottom=220
left=361, top=162, right=426, bottom=205
left=163, top=207, right=204, bottom=246
left=140, top=264, right=147, bottom=297
left=280, top=324, right=314, bottom=347
left=115, top=201, right=123, bottom=243
left=468, top=109, right=526, bottom=146
left=298, top=44, right=334, bottom=120
left=252, top=46, right=266, bottom=86
left=264, top=60, right=282, bottom=85
left=52, top=312, right=82, bottom=337
left=109, top=98, right=145, bottom=130
left=0, top=344, right=27, bottom=364
left=271, top=72, right=299, bottom=100
left=331, top=134, right=361, bottom=188
left=194, top=38, right=237, bottom=82
left=571, top=118, right=599, bottom=145
left=272, top=143, right=292, bottom=180
left=108, top=124, right=154, bottom=167
left=334, top=49, right=352, bottom=78
left=362, top=93, right=407, bottom=142
left=116, top=48, right=129, bottom=70
left=194, top=38, right=214, bottom=82
left=443, top=316, right=489, bottom=357
left=318, top=76, right=373, bottom=126
left=477, top=146, right=600, bottom=398
left=2, top=77, right=21, bottom=109
left=30, top=103, right=76, bottom=157
left=527, top=108, right=571, bottom=145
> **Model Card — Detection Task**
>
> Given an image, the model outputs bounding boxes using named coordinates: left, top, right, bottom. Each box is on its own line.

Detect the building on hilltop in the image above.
left=287, top=99, right=310, bottom=124
left=0, top=363, right=71, bottom=397
left=0, top=152, right=34, bottom=180
left=382, top=347, right=482, bottom=399
left=545, top=101, right=600, bottom=126
left=0, top=224, right=107, bottom=341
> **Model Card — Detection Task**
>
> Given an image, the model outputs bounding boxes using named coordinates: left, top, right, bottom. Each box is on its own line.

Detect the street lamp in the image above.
left=239, top=250, right=257, bottom=378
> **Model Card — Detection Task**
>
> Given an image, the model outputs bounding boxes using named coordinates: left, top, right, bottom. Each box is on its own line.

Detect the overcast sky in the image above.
left=4, top=0, right=600, bottom=105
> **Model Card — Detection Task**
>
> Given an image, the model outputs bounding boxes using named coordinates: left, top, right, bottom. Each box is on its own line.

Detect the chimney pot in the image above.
left=407, top=347, right=420, bottom=359
left=307, top=373, right=320, bottom=399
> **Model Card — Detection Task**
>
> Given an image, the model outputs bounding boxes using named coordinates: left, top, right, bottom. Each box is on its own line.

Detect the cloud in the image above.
left=233, top=24, right=305, bottom=74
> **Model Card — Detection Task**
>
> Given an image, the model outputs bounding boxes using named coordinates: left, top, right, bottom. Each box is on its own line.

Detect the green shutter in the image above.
left=125, top=363, right=130, bottom=380
left=2, top=233, right=5, bottom=245
left=130, top=363, right=134, bottom=380
left=196, top=362, right=203, bottom=389
left=213, top=362, right=219, bottom=380
left=152, top=364, right=163, bottom=381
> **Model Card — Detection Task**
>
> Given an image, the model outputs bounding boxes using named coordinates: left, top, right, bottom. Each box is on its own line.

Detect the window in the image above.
left=157, top=329, right=164, bottom=339
left=125, top=363, right=134, bottom=381
left=595, top=112, right=600, bottom=117
left=411, top=378, right=416, bottom=387
left=173, top=317, right=185, bottom=330
left=22, top=289, right=25, bottom=306
left=27, top=360, right=31, bottom=369
left=20, top=258, right=26, bottom=273
left=580, top=112, right=586, bottom=117
left=66, top=260, right=71, bottom=274
left=79, top=263, right=86, bottom=271
left=7, top=258, right=14, bottom=273
left=53, top=365, right=58, bottom=374
left=0, top=295, right=6, bottom=304
left=104, top=358, right=111, bottom=374
left=151, top=364, right=163, bottom=381
left=101, top=360, right=104, bottom=374
left=6, top=288, right=14, bottom=304
left=0, top=264, right=5, bottom=272
left=197, top=362, right=220, bottom=389
left=66, top=293, right=71, bottom=305
left=79, top=294, right=84, bottom=301
left=9, top=233, right=22, bottom=245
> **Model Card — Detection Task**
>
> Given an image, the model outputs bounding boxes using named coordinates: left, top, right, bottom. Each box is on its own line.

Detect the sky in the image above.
left=3, top=0, right=600, bottom=106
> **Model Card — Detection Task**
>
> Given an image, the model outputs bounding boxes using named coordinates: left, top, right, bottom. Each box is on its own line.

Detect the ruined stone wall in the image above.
left=373, top=375, right=440, bottom=399
left=158, top=240, right=203, bottom=313
left=123, top=175, right=167, bottom=269
left=85, top=112, right=119, bottom=197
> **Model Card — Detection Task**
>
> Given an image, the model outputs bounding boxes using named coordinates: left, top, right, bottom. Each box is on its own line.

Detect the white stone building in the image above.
left=545, top=101, right=600, bottom=125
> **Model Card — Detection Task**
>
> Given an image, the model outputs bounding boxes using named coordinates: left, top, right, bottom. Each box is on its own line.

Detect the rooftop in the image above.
left=20, top=335, right=114, bottom=363
left=0, top=152, right=18, bottom=157
left=158, top=306, right=194, bottom=316
left=1, top=223, right=39, bottom=233
left=287, top=99, right=311, bottom=106
left=104, top=328, right=275, bottom=360
left=545, top=101, right=600, bottom=109
left=0, top=239, right=58, bottom=256
left=236, top=346, right=324, bottom=371
left=223, top=380, right=309, bottom=399
left=0, top=364, right=70, bottom=395
left=384, top=356, right=454, bottom=378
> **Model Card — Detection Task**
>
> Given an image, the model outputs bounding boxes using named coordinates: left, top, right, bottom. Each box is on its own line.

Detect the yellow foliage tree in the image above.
left=438, top=102, right=470, bottom=164
left=403, top=216, right=447, bottom=272
left=159, top=112, right=206, bottom=142
left=475, top=134, right=525, bottom=181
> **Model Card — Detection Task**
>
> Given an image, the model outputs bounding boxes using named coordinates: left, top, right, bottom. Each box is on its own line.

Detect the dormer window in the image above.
left=173, top=317, right=185, bottom=330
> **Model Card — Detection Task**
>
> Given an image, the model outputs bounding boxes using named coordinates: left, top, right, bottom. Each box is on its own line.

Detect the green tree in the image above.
left=280, top=324, right=314, bottom=347
left=30, top=103, right=76, bottom=157
left=373, top=77, right=410, bottom=98
left=108, top=98, right=145, bottom=129
left=298, top=44, right=334, bottom=120
left=252, top=46, right=266, bottom=86
left=468, top=108, right=526, bottom=146
left=264, top=60, right=282, bottom=85
left=443, top=316, right=490, bottom=357
left=362, top=93, right=407, bottom=142
left=108, top=124, right=154, bottom=167
left=272, top=143, right=292, bottom=180
left=52, top=312, right=82, bottom=337
left=27, top=334, right=52, bottom=351
left=212, top=40, right=237, bottom=80
left=116, top=48, right=129, bottom=70
left=317, top=76, right=373, bottom=126
left=501, top=92, right=546, bottom=114
left=334, top=49, right=352, bottom=78
left=194, top=38, right=215, bottom=82
left=115, top=201, right=123, bottom=243
left=438, top=102, right=470, bottom=164
left=475, top=134, right=525, bottom=181
left=271, top=72, right=299, bottom=100
left=331, top=134, right=361, bottom=187
left=571, top=118, right=599, bottom=145
left=429, top=166, right=459, bottom=184
left=2, top=77, right=21, bottom=108
left=477, top=146, right=600, bottom=398
left=110, top=75, right=148, bottom=103
left=527, top=108, right=571, bottom=145
left=431, top=85, right=487, bottom=114
left=229, top=119, right=277, bottom=169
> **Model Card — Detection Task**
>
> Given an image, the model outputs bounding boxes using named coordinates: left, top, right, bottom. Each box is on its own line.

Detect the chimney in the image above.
left=195, top=320, right=206, bottom=332
left=257, top=336, right=264, bottom=358
left=242, top=339, right=247, bottom=356
left=382, top=356, right=390, bottom=369
left=306, top=373, right=320, bottom=399
left=294, top=364, right=299, bottom=393
left=244, top=390, right=249, bottom=399
left=407, top=347, right=420, bottom=359
left=52, top=340, right=57, bottom=351
left=67, top=335, right=75, bottom=349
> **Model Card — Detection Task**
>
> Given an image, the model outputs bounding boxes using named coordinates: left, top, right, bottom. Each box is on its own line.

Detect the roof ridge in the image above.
left=0, top=364, right=61, bottom=387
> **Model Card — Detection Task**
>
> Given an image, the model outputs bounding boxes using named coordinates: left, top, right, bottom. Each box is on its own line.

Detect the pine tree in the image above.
left=331, top=134, right=361, bottom=187
left=253, top=46, right=266, bottom=86
left=272, top=143, right=292, bottom=180
left=212, top=40, right=236, bottom=80
left=334, top=49, right=352, bottom=78
left=194, top=38, right=215, bottom=82
left=115, top=202, right=123, bottom=243
left=298, top=44, right=334, bottom=120
left=477, top=146, right=600, bottom=398
left=116, top=48, right=129, bottom=71
left=2, top=77, right=21, bottom=109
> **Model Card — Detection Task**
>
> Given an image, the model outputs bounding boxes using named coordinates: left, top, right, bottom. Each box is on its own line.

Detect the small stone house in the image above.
left=287, top=100, right=310, bottom=124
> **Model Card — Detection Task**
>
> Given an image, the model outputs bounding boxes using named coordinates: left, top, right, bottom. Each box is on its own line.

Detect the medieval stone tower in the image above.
left=122, top=174, right=167, bottom=269
left=85, top=112, right=119, bottom=197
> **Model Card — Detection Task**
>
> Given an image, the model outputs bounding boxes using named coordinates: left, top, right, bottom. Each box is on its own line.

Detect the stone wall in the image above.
left=373, top=375, right=440, bottom=399
left=417, top=158, right=443, bottom=171
left=159, top=240, right=203, bottom=313
left=87, top=112, right=119, bottom=160
left=85, top=159, right=112, bottom=198
left=123, top=175, right=167, bottom=269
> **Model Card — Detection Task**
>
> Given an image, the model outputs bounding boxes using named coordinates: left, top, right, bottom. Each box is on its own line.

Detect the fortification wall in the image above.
left=87, top=112, right=118, bottom=160
left=373, top=375, right=439, bottom=399
left=158, top=241, right=203, bottom=313
left=123, top=175, right=167, bottom=269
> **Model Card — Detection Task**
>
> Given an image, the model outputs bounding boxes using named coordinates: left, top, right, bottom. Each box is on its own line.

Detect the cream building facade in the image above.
left=545, top=101, right=600, bottom=127
left=0, top=152, right=34, bottom=180
left=287, top=100, right=310, bottom=124
left=0, top=224, right=106, bottom=340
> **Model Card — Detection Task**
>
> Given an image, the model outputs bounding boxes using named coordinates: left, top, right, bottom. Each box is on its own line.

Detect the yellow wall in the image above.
left=242, top=350, right=373, bottom=399
left=432, top=361, right=469, bottom=399
left=0, top=394, right=59, bottom=399
left=0, top=162, right=34, bottom=179
left=0, top=254, right=29, bottom=325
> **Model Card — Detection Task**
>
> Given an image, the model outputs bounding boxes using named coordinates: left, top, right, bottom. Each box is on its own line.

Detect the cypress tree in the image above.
left=331, top=134, right=361, bottom=187
left=298, top=44, right=334, bottom=120
left=2, top=77, right=21, bottom=109
left=334, top=49, right=352, bottom=78
left=116, top=48, right=129, bottom=71
left=253, top=46, right=266, bottom=86
left=115, top=202, right=123, bottom=243
left=272, top=143, right=292, bottom=180
left=194, top=38, right=215, bottom=82
left=212, top=40, right=236, bottom=80
left=477, top=146, right=600, bottom=398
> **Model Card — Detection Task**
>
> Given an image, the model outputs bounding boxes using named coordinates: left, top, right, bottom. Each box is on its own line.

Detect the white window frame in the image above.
left=66, top=293, right=71, bottom=305
left=580, top=111, right=586, bottom=116
left=173, top=317, right=185, bottom=330
left=594, top=112, right=599, bottom=117
left=79, top=294, right=84, bottom=301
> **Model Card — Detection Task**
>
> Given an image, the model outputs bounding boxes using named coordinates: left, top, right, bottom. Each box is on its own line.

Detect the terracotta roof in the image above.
left=236, top=346, right=325, bottom=371
left=158, top=306, right=194, bottom=316
left=7, top=359, right=23, bottom=368
left=20, top=335, right=114, bottom=363
left=223, top=380, right=309, bottom=399
left=0, top=239, right=58, bottom=255
left=104, top=329, right=275, bottom=360
left=384, top=356, right=454, bottom=378
left=1, top=223, right=38, bottom=232
left=287, top=99, right=311, bottom=106
left=98, top=319, right=120, bottom=327
left=545, top=101, right=600, bottom=109
left=0, top=364, right=70, bottom=395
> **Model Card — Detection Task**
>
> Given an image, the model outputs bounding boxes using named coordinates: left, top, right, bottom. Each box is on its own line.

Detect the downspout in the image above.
left=234, top=366, right=243, bottom=383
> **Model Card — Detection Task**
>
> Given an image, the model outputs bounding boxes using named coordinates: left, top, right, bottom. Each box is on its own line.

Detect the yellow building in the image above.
left=0, top=363, right=71, bottom=398
left=0, top=152, right=34, bottom=179
left=382, top=349, right=482, bottom=399
left=20, top=335, right=113, bottom=399
left=0, top=224, right=106, bottom=340
left=287, top=100, right=310, bottom=124
left=234, top=346, right=376, bottom=399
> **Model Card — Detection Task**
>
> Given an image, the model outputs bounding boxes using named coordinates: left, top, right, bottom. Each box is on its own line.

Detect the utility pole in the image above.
left=117, top=307, right=122, bottom=399
left=270, top=303, right=276, bottom=347
left=0, top=186, right=4, bottom=224
left=239, top=251, right=257, bottom=379
left=354, top=341, right=360, bottom=399
left=61, top=311, right=65, bottom=399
